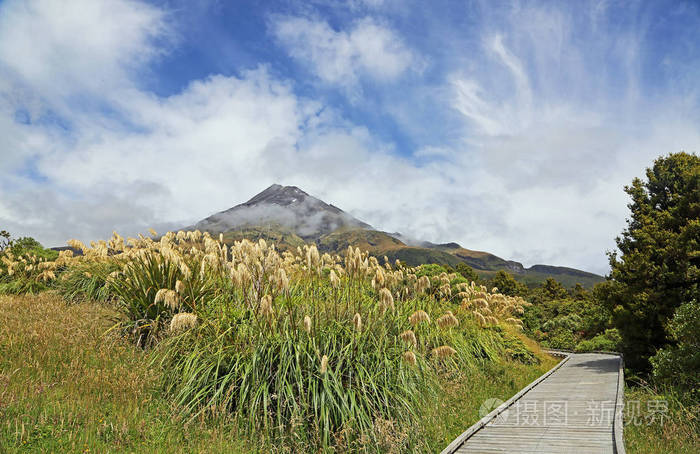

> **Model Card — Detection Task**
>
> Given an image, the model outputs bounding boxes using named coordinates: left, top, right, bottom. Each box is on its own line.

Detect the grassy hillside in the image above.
left=382, top=247, right=464, bottom=268
left=317, top=227, right=405, bottom=254
left=427, top=243, right=520, bottom=271
left=475, top=268, right=604, bottom=289
left=221, top=224, right=306, bottom=251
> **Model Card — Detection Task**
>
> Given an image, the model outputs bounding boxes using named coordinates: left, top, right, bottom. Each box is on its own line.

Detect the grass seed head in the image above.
left=416, top=276, right=431, bottom=293
left=329, top=269, right=340, bottom=288
left=432, top=345, right=456, bottom=359
left=260, top=295, right=273, bottom=318
left=67, top=239, right=87, bottom=254
left=436, top=313, right=459, bottom=329
left=274, top=268, right=289, bottom=293
left=320, top=355, right=329, bottom=374
left=170, top=312, right=198, bottom=332
left=353, top=313, right=362, bottom=332
left=303, top=315, right=312, bottom=333
left=474, top=298, right=489, bottom=309
left=403, top=351, right=417, bottom=365
left=375, top=268, right=386, bottom=287
left=155, top=289, right=180, bottom=310
left=409, top=310, right=430, bottom=326
left=399, top=330, right=417, bottom=347
left=505, top=317, right=524, bottom=329
left=473, top=311, right=487, bottom=327
left=379, top=288, right=394, bottom=313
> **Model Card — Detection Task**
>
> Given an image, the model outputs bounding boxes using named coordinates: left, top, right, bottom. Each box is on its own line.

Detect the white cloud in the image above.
left=0, top=0, right=168, bottom=99
left=271, top=16, right=416, bottom=89
left=1, top=0, right=698, bottom=278
left=0, top=0, right=434, bottom=250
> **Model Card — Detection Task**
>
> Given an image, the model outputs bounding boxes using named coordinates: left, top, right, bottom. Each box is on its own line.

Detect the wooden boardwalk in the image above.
left=443, top=353, right=625, bottom=454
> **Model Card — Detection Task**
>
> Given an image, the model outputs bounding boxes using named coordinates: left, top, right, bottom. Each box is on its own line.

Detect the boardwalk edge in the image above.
left=614, top=353, right=626, bottom=454
left=440, top=350, right=572, bottom=454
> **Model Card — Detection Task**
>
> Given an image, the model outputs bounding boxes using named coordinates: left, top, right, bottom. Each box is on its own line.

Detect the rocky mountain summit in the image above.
left=191, top=184, right=371, bottom=239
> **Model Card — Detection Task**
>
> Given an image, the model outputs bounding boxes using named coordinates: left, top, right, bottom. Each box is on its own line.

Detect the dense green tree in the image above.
left=0, top=232, right=57, bottom=266
left=0, top=230, right=11, bottom=252
left=599, top=152, right=700, bottom=372
left=650, top=299, right=699, bottom=397
left=529, top=278, right=569, bottom=305
left=455, top=263, right=480, bottom=283
left=489, top=270, right=527, bottom=296
left=11, top=236, right=42, bottom=251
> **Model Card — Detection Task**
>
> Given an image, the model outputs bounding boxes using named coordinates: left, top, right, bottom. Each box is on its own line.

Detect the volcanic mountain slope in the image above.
left=188, top=184, right=604, bottom=288
left=190, top=184, right=372, bottom=239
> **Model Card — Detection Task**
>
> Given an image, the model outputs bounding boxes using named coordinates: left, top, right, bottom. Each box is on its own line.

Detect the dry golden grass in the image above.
left=0, top=293, right=255, bottom=453
left=624, top=386, right=699, bottom=454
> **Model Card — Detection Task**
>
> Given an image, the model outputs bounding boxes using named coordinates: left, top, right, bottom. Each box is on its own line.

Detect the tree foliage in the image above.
left=599, top=152, right=700, bottom=372
left=489, top=270, right=527, bottom=297
left=455, top=263, right=480, bottom=283
left=0, top=230, right=11, bottom=252
left=650, top=299, right=700, bottom=397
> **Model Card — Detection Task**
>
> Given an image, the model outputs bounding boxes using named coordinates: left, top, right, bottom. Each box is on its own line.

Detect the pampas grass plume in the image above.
left=403, top=351, right=417, bottom=365
left=416, top=276, right=430, bottom=293
left=437, top=312, right=459, bottom=329
left=353, top=313, right=362, bottom=332
left=155, top=288, right=180, bottom=310
left=400, top=330, right=417, bottom=347
left=432, top=345, right=456, bottom=359
left=320, top=355, right=328, bottom=374
left=170, top=312, right=197, bottom=332
left=329, top=269, right=340, bottom=288
left=379, top=288, right=394, bottom=313
left=260, top=295, right=273, bottom=318
left=409, top=310, right=430, bottom=325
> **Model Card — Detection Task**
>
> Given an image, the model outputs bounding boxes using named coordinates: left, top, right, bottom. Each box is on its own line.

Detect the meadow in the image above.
left=0, top=230, right=555, bottom=452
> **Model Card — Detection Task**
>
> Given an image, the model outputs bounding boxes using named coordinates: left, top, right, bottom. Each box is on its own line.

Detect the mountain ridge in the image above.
left=186, top=184, right=604, bottom=288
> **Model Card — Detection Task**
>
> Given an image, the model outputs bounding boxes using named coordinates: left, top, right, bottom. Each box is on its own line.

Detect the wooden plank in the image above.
left=443, top=353, right=626, bottom=454
left=440, top=353, right=571, bottom=454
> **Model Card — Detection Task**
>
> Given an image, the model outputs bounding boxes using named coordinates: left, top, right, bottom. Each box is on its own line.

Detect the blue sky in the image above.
left=1, top=0, right=699, bottom=274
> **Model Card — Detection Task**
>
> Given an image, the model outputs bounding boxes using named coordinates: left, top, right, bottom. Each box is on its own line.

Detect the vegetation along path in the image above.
left=443, top=353, right=624, bottom=454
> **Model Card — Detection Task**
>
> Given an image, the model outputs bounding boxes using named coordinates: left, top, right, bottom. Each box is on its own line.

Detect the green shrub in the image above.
left=575, top=328, right=622, bottom=352
left=55, top=260, right=120, bottom=302
left=0, top=278, right=49, bottom=295
left=542, top=328, right=576, bottom=350
left=650, top=300, right=700, bottom=399
left=107, top=251, right=216, bottom=348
